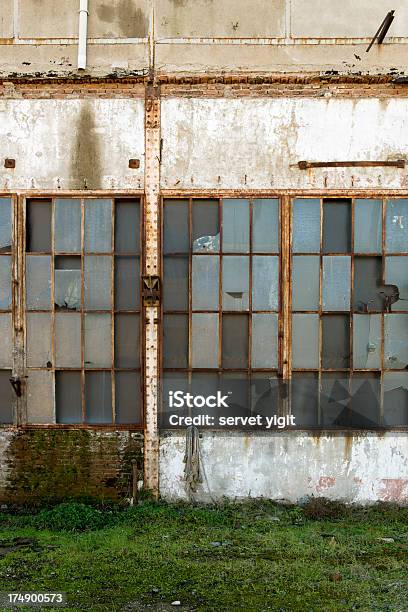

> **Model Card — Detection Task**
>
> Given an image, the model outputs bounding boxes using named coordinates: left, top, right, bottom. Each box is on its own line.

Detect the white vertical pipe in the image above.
left=78, top=0, right=88, bottom=70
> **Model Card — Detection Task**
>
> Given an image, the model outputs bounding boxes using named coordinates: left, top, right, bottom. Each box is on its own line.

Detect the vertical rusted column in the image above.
left=14, top=195, right=26, bottom=425
left=281, top=195, right=292, bottom=415
left=144, top=83, right=161, bottom=497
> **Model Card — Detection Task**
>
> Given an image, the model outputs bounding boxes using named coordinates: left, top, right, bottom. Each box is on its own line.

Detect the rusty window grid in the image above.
left=290, top=196, right=408, bottom=430
left=22, top=196, right=144, bottom=428
left=161, top=196, right=282, bottom=420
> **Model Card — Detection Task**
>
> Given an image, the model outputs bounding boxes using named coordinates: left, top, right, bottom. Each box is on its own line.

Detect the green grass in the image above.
left=0, top=500, right=407, bottom=611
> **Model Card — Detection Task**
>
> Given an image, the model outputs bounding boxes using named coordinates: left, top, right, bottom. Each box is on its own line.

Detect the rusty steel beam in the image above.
left=143, top=83, right=161, bottom=497
left=298, top=160, right=405, bottom=170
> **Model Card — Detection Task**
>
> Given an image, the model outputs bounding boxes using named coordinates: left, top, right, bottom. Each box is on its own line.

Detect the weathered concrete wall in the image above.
left=0, top=429, right=143, bottom=506
left=161, top=97, right=408, bottom=190
left=0, top=98, right=144, bottom=190
left=159, top=432, right=408, bottom=504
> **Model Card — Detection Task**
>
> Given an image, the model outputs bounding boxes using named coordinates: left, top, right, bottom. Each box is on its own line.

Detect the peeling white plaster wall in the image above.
left=161, top=98, right=408, bottom=190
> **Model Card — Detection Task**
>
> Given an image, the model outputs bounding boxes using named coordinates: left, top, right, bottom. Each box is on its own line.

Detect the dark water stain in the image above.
left=97, top=1, right=148, bottom=38
left=70, top=104, right=103, bottom=189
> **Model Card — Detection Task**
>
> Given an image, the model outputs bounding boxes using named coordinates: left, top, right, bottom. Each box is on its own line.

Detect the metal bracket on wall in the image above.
left=366, top=10, right=395, bottom=53
left=142, top=275, right=161, bottom=306
left=298, top=160, right=405, bottom=170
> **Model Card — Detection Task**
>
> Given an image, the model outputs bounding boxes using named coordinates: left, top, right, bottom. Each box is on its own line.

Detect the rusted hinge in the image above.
left=142, top=275, right=161, bottom=306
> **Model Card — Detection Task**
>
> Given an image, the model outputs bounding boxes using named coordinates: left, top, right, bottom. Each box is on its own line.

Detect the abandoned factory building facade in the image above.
left=0, top=0, right=407, bottom=505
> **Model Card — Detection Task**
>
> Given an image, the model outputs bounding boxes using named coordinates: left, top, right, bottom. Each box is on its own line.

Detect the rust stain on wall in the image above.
left=378, top=478, right=408, bottom=503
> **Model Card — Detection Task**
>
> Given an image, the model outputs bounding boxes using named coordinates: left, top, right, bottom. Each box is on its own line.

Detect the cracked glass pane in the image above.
left=291, top=373, right=319, bottom=427
left=0, top=256, right=12, bottom=309
left=384, top=256, right=408, bottom=312
left=292, top=199, right=320, bottom=253
left=55, top=256, right=81, bottom=311
left=55, top=313, right=81, bottom=368
left=353, top=256, right=383, bottom=312
left=56, top=371, right=82, bottom=424
left=164, top=200, right=189, bottom=254
left=385, top=199, right=408, bottom=253
left=383, top=372, right=408, bottom=426
left=163, top=314, right=188, bottom=368
left=116, top=372, right=141, bottom=424
left=252, top=313, right=278, bottom=368
left=85, top=313, right=112, bottom=368
left=222, top=199, right=249, bottom=253
left=323, top=199, right=351, bottom=254
left=292, top=314, right=319, bottom=368
left=163, top=257, right=189, bottom=311
left=115, top=200, right=140, bottom=254
left=26, top=200, right=52, bottom=253
left=26, top=255, right=51, bottom=310
left=253, top=199, right=279, bottom=253
left=354, top=199, right=382, bottom=254
left=353, top=314, right=381, bottom=369
left=384, top=314, right=408, bottom=369
left=27, top=313, right=52, bottom=368
left=222, top=256, right=249, bottom=311
left=0, top=198, right=12, bottom=253
left=222, top=314, right=248, bottom=368
left=192, top=255, right=219, bottom=311
left=115, top=257, right=140, bottom=311
left=322, top=256, right=351, bottom=311
left=55, top=199, right=81, bottom=253
left=84, top=256, right=112, bottom=310
left=192, top=200, right=219, bottom=253
left=251, top=374, right=279, bottom=420
left=192, top=313, right=219, bottom=368
left=84, top=199, right=112, bottom=253
left=252, top=256, right=279, bottom=311
left=0, top=314, right=12, bottom=368
left=0, top=370, right=13, bottom=424
left=115, top=314, right=139, bottom=368
left=85, top=372, right=112, bottom=424
left=292, top=256, right=320, bottom=311
left=322, top=315, right=350, bottom=369
left=320, top=373, right=350, bottom=427
left=350, top=373, right=381, bottom=428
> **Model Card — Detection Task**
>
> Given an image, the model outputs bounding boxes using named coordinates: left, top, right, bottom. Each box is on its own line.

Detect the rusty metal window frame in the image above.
left=11, top=192, right=145, bottom=430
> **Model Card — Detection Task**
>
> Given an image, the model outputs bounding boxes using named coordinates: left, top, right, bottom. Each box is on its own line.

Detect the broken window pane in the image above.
left=353, top=257, right=383, bottom=312
left=56, top=371, right=82, bottom=424
left=222, top=199, right=249, bottom=253
left=251, top=374, right=279, bottom=419
left=350, top=373, right=381, bottom=428
left=26, top=255, right=51, bottom=310
left=192, top=313, right=219, bottom=368
left=0, top=256, right=12, bottom=309
left=84, top=256, right=112, bottom=310
left=222, top=256, right=249, bottom=311
left=252, top=313, right=278, bottom=368
left=85, top=313, right=112, bottom=368
left=0, top=370, right=13, bottom=423
left=0, top=198, right=12, bottom=253
left=163, top=257, right=189, bottom=311
left=55, top=313, right=81, bottom=368
left=252, top=256, right=279, bottom=311
left=291, top=373, right=319, bottom=427
left=384, top=314, right=408, bottom=369
left=292, top=314, right=319, bottom=368
left=163, top=200, right=189, bottom=253
left=384, top=256, right=408, bottom=312
left=27, top=370, right=54, bottom=424
left=322, top=256, right=351, bottom=311
left=115, top=371, right=141, bottom=423
left=323, top=199, right=351, bottom=253
left=163, top=315, right=188, bottom=368
left=385, top=199, right=408, bottom=253
left=55, top=256, right=81, bottom=311
left=85, top=372, right=112, bottom=424
left=383, top=372, right=408, bottom=426
left=0, top=314, right=12, bottom=368
left=115, top=257, right=140, bottom=311
left=192, top=256, right=219, bottom=311
left=27, top=313, right=52, bottom=368
left=322, top=315, right=350, bottom=368
left=221, top=373, right=250, bottom=418
left=354, top=199, right=382, bottom=254
left=292, top=256, right=320, bottom=311
left=192, top=200, right=219, bottom=253
left=115, top=200, right=140, bottom=254
left=26, top=200, right=52, bottom=253
left=320, top=373, right=350, bottom=427
left=222, top=314, right=248, bottom=368
left=353, top=314, right=381, bottom=369
left=54, top=199, right=81, bottom=253
left=252, top=199, right=279, bottom=253
left=115, top=314, right=139, bottom=368
left=292, top=199, right=320, bottom=253
left=84, top=199, right=112, bottom=253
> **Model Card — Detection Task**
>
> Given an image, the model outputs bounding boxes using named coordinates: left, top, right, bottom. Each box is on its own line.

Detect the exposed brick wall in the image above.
left=0, top=429, right=143, bottom=507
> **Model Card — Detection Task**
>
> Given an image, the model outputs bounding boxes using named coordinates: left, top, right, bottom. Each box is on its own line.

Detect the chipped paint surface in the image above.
left=161, top=98, right=408, bottom=190
left=159, top=433, right=408, bottom=503
left=0, top=99, right=144, bottom=190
